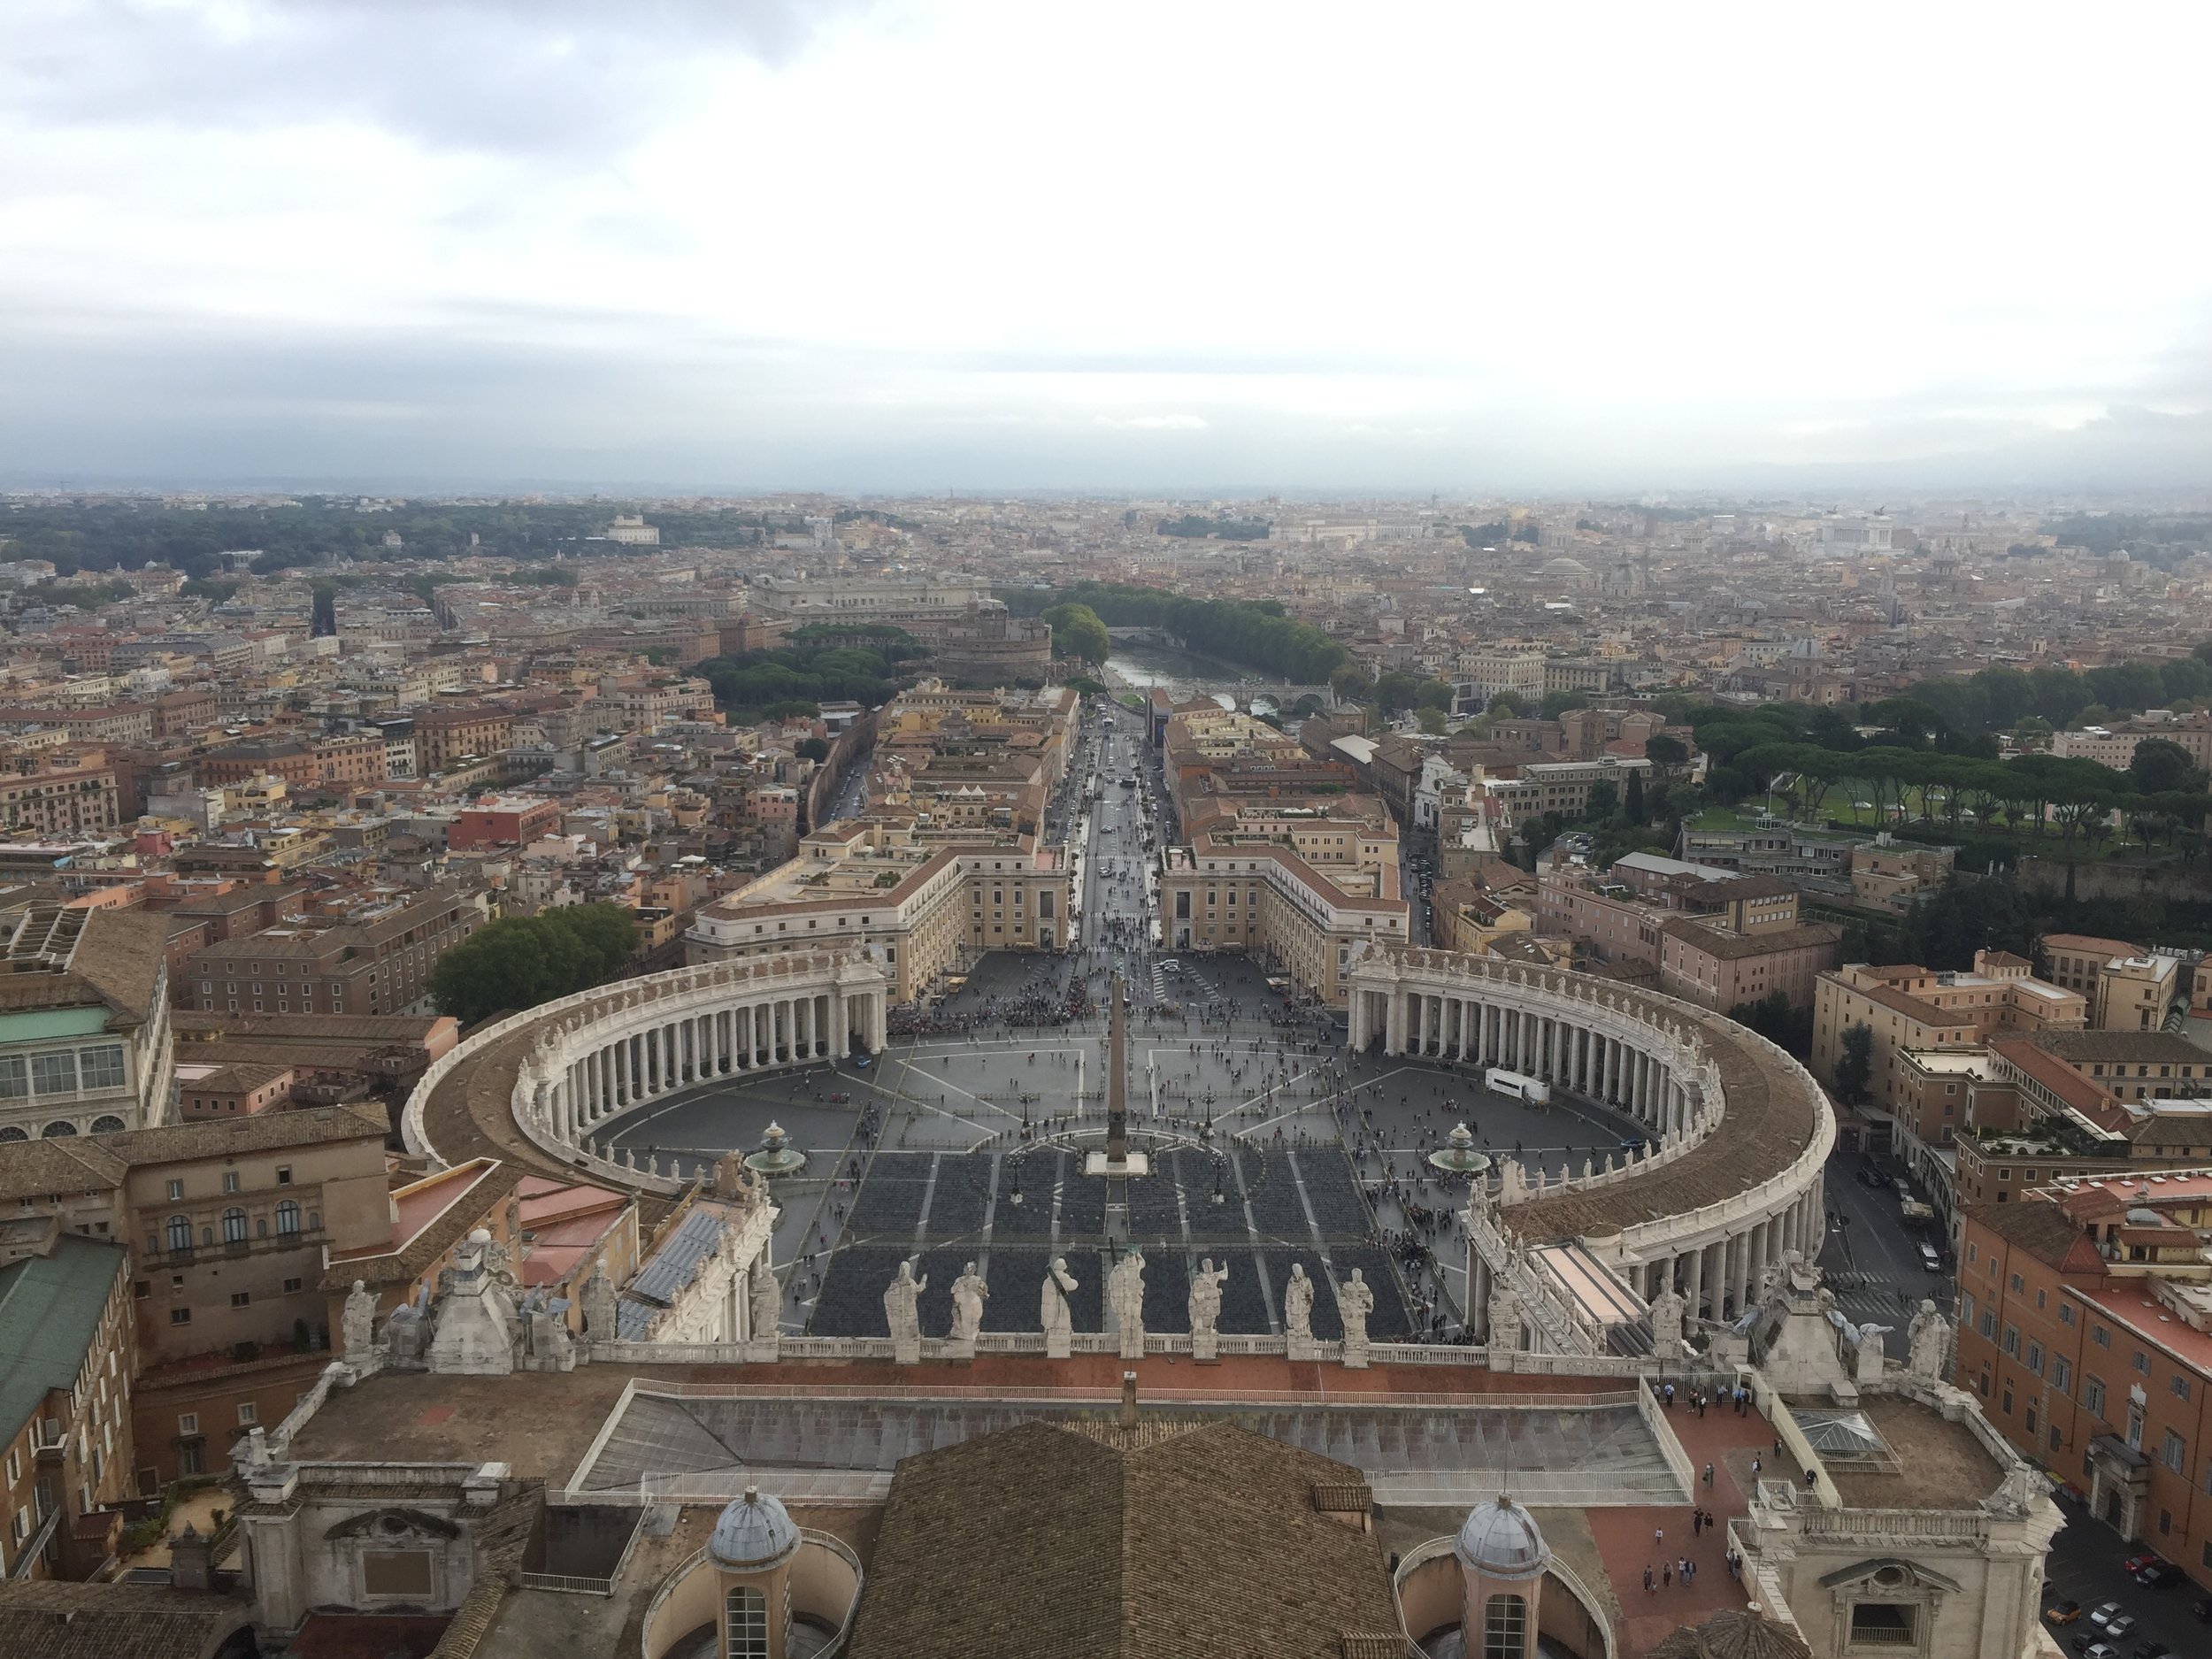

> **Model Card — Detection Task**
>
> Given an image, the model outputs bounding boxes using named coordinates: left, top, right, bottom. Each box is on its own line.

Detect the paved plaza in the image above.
left=603, top=699, right=1662, bottom=1344
left=605, top=951, right=1653, bottom=1342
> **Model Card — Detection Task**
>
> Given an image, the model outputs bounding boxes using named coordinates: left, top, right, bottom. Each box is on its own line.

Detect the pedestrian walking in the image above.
left=1702, top=1462, right=1714, bottom=1488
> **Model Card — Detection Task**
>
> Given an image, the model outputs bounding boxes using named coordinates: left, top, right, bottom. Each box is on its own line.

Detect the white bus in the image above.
left=1484, top=1066, right=1551, bottom=1106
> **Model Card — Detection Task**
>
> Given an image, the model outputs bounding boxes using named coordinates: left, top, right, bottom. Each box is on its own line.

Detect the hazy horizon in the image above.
left=7, top=2, right=2210, bottom=495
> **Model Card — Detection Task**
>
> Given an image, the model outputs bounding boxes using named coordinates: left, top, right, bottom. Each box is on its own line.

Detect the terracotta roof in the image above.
left=0, top=1580, right=244, bottom=1659
left=1646, top=1609, right=1815, bottom=1659
left=843, top=1418, right=1399, bottom=1659
left=0, top=1139, right=129, bottom=1202
left=1661, top=918, right=1843, bottom=961
left=97, top=1102, right=388, bottom=1168
left=1963, top=1198, right=2093, bottom=1271
left=2035, top=1030, right=2208, bottom=1066
left=1479, top=969, right=1828, bottom=1243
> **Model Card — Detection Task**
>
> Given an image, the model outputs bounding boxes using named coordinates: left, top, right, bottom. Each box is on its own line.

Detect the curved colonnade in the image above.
left=1349, top=947, right=1833, bottom=1347
left=404, top=950, right=891, bottom=1196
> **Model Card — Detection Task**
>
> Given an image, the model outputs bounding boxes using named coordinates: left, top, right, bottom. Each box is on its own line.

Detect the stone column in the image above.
left=1385, top=989, right=1404, bottom=1056
left=1747, top=1218, right=1770, bottom=1311
left=1684, top=1244, right=1704, bottom=1321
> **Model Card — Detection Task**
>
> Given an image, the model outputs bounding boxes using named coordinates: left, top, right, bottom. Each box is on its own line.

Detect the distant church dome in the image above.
left=1455, top=1494, right=1549, bottom=1581
left=1539, top=557, right=1592, bottom=579
left=710, top=1486, right=800, bottom=1570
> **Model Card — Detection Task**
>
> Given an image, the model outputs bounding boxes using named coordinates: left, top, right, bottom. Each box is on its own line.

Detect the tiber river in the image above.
left=1103, top=641, right=1271, bottom=710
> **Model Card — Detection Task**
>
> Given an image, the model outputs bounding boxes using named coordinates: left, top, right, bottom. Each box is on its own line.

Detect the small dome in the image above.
left=1539, top=556, right=1591, bottom=578
left=710, top=1486, right=799, bottom=1570
left=1455, top=1494, right=1549, bottom=1581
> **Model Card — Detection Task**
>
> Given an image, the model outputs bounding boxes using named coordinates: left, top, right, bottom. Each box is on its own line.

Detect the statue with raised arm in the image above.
left=342, top=1279, right=377, bottom=1363
left=1337, top=1267, right=1376, bottom=1368
left=1042, top=1256, right=1079, bottom=1359
left=1188, top=1256, right=1228, bottom=1359
left=949, top=1261, right=989, bottom=1351
left=884, top=1257, right=926, bottom=1363
left=1110, top=1248, right=1147, bottom=1360
left=1907, top=1298, right=1953, bottom=1383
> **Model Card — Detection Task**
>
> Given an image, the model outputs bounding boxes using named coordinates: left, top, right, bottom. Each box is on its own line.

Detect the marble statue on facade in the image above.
left=1487, top=1282, right=1524, bottom=1359
left=342, top=1279, right=377, bottom=1363
left=1907, top=1299, right=1954, bottom=1383
left=884, top=1257, right=926, bottom=1364
left=1648, top=1283, right=1686, bottom=1356
left=1042, top=1256, right=1079, bottom=1359
left=1188, top=1257, right=1228, bottom=1361
left=1110, top=1248, right=1147, bottom=1360
left=1336, top=1268, right=1375, bottom=1368
left=580, top=1265, right=618, bottom=1344
left=749, top=1263, right=781, bottom=1358
left=948, top=1262, right=988, bottom=1359
left=1284, top=1262, right=1317, bottom=1359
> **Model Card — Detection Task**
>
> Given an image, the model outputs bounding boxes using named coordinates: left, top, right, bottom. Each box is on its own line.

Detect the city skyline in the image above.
left=6, top=1, right=2211, bottom=493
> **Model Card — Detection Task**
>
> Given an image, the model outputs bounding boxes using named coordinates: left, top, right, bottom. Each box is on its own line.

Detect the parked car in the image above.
left=2104, top=1615, right=2139, bottom=1641
left=2044, top=1600, right=2083, bottom=1625
left=2137, top=1562, right=2185, bottom=1589
left=2192, top=1596, right=2212, bottom=1622
left=2122, top=1551, right=2162, bottom=1576
left=2088, top=1602, right=2126, bottom=1629
left=2131, top=1640, right=2171, bottom=1658
left=2070, top=1641, right=2118, bottom=1659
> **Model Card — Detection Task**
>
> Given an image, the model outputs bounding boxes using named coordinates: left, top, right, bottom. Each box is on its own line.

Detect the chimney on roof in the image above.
left=1119, top=1369, right=1139, bottom=1429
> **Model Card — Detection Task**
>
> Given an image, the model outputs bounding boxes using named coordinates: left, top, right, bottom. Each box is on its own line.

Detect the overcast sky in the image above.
left=5, top=0, right=2210, bottom=495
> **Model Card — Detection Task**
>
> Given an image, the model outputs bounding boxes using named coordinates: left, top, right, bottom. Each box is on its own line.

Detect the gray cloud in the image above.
left=3, top=0, right=875, bottom=154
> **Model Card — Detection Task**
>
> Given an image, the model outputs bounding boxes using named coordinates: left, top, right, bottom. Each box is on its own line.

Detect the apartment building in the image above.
left=0, top=1229, right=134, bottom=1578
left=1850, top=839, right=1957, bottom=912
left=687, top=819, right=1072, bottom=1002
left=196, top=733, right=388, bottom=790
left=2044, top=933, right=2144, bottom=1000
left=179, top=883, right=488, bottom=1018
left=1482, top=756, right=1651, bottom=829
left=0, top=763, right=121, bottom=838
left=412, top=703, right=515, bottom=775
left=1957, top=1172, right=2212, bottom=1585
left=1811, top=956, right=2087, bottom=1106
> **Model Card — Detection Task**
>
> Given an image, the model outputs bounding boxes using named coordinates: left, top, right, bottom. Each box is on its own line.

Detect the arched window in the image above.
left=41, top=1120, right=78, bottom=1138
left=724, top=1586, right=768, bottom=1659
left=307, top=1210, right=321, bottom=1233
left=1482, top=1594, right=1527, bottom=1659
left=167, top=1215, right=192, bottom=1253
left=222, top=1207, right=248, bottom=1244
left=275, top=1201, right=300, bottom=1235
left=88, top=1115, right=126, bottom=1133
left=0, top=1126, right=26, bottom=1143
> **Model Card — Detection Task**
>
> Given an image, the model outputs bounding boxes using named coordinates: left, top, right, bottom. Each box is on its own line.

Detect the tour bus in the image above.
left=1484, top=1066, right=1551, bottom=1105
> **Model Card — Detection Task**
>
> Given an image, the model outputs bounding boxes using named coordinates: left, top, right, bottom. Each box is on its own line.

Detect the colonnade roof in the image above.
left=1504, top=1000, right=1821, bottom=1243
left=1365, top=949, right=1827, bottom=1246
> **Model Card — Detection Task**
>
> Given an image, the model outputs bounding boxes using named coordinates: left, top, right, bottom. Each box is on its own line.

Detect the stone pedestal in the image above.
left=1047, top=1326, right=1071, bottom=1361
left=1192, top=1329, right=1217, bottom=1363
left=1118, top=1325, right=1143, bottom=1362
left=892, top=1333, right=921, bottom=1366
left=1340, top=1336, right=1369, bottom=1370
left=945, top=1335, right=977, bottom=1363
left=1287, top=1335, right=1321, bottom=1363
